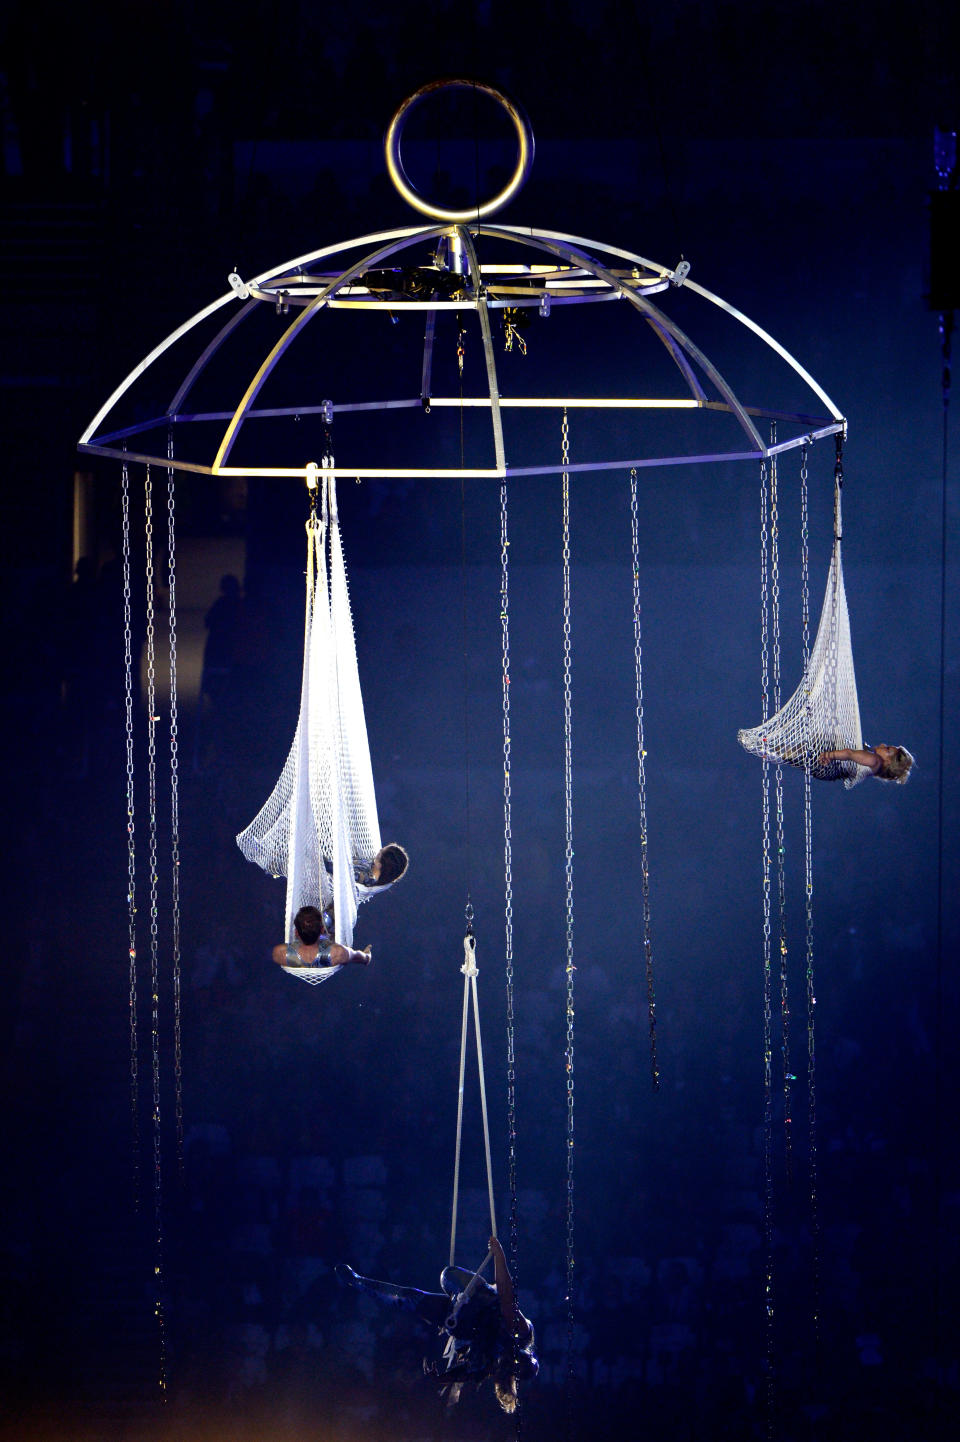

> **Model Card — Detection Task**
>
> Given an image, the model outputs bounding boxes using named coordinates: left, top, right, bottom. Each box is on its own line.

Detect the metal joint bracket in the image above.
left=228, top=271, right=250, bottom=299
left=321, top=399, right=334, bottom=425
left=671, top=260, right=691, bottom=287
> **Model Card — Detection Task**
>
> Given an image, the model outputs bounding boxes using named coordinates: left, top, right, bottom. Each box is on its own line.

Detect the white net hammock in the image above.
left=237, top=476, right=382, bottom=982
left=738, top=530, right=869, bottom=788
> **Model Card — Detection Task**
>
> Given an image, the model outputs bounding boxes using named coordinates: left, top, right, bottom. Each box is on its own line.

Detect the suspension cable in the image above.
left=166, top=435, right=183, bottom=1177
left=759, top=453, right=775, bottom=1434
left=629, top=468, right=659, bottom=1089
left=144, top=465, right=168, bottom=1396
left=561, top=410, right=576, bottom=1401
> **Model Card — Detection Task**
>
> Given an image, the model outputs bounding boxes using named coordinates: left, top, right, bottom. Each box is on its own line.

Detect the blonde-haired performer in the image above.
left=817, top=744, right=914, bottom=784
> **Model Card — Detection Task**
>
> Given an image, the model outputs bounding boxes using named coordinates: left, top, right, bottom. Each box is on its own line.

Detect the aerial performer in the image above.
left=237, top=470, right=408, bottom=981
left=337, top=1236, right=538, bottom=1412
left=817, top=744, right=914, bottom=784
left=738, top=470, right=915, bottom=792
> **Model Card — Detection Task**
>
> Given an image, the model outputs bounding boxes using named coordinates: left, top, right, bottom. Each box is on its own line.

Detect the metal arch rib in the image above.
left=212, top=226, right=451, bottom=472
left=78, top=222, right=441, bottom=449
left=166, top=298, right=260, bottom=416
left=456, top=226, right=507, bottom=476
left=476, top=225, right=765, bottom=453
left=491, top=224, right=845, bottom=425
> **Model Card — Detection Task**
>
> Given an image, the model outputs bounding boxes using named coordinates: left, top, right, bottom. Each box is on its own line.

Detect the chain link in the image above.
left=629, top=469, right=659, bottom=1090
left=800, top=446, right=820, bottom=1342
left=167, top=440, right=184, bottom=1176
left=122, top=461, right=140, bottom=1209
left=500, top=475, right=519, bottom=1299
left=144, top=466, right=168, bottom=1396
left=561, top=411, right=576, bottom=1402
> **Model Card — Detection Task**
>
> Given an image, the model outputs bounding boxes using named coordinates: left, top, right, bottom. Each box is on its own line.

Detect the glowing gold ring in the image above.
left=385, top=79, right=535, bottom=223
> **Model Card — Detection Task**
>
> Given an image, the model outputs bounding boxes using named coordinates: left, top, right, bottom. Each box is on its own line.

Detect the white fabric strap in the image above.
left=449, top=932, right=498, bottom=1269
left=236, top=473, right=383, bottom=964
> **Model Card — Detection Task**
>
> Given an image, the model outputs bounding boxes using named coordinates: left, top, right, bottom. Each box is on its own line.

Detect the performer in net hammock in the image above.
left=739, top=486, right=896, bottom=790
left=237, top=474, right=407, bottom=980
left=817, top=743, right=914, bottom=784
left=273, top=905, right=372, bottom=969
left=336, top=1236, right=538, bottom=1413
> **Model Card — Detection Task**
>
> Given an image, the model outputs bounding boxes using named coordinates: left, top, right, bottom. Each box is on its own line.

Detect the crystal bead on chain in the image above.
left=500, top=475, right=519, bottom=1288
left=759, top=455, right=776, bottom=1434
left=166, top=439, right=184, bottom=1175
left=769, top=436, right=793, bottom=1170
left=801, top=445, right=821, bottom=1341
left=561, top=410, right=576, bottom=1399
left=144, top=466, right=168, bottom=1395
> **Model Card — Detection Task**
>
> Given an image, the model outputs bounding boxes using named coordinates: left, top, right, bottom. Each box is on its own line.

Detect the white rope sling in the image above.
left=738, top=478, right=869, bottom=788
left=237, top=473, right=382, bottom=981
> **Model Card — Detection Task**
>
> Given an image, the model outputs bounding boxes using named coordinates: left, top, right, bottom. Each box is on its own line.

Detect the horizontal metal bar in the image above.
left=427, top=396, right=701, bottom=409
left=98, top=397, right=837, bottom=434
left=509, top=451, right=766, bottom=476
left=321, top=290, right=630, bottom=310
left=81, top=434, right=841, bottom=482
left=485, top=224, right=846, bottom=426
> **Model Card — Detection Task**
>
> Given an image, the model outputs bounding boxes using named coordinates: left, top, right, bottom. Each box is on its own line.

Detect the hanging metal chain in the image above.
left=629, top=469, right=659, bottom=1090
left=800, top=445, right=821, bottom=1343
left=122, top=460, right=140, bottom=1209
left=500, top=475, right=519, bottom=1295
left=561, top=410, right=576, bottom=1401
left=769, top=435, right=793, bottom=1172
left=144, top=465, right=168, bottom=1396
left=759, top=455, right=775, bottom=1434
left=166, top=437, right=184, bottom=1176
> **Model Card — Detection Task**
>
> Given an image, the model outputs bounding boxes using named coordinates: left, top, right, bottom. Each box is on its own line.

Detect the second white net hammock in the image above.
left=237, top=476, right=382, bottom=979
left=738, top=529, right=869, bottom=788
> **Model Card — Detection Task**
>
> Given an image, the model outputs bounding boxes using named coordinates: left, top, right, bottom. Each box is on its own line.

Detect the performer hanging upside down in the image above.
left=336, top=1235, right=538, bottom=1413
left=340, top=841, right=409, bottom=896
left=817, top=744, right=914, bottom=784
left=273, top=906, right=371, bottom=969
left=273, top=846, right=409, bottom=969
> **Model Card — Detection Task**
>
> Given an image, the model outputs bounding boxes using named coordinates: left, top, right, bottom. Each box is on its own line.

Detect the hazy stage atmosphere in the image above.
left=1, top=4, right=957, bottom=1439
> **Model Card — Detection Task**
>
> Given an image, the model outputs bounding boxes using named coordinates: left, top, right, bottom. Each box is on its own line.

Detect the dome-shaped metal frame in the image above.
left=79, top=88, right=845, bottom=481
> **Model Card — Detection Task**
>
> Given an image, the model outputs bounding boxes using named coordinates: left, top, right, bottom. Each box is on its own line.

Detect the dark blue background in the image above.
left=1, top=4, right=957, bottom=1439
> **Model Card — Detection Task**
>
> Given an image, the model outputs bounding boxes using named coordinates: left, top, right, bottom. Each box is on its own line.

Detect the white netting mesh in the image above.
left=237, top=478, right=382, bottom=950
left=738, top=536, right=869, bottom=787
left=280, top=964, right=342, bottom=986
